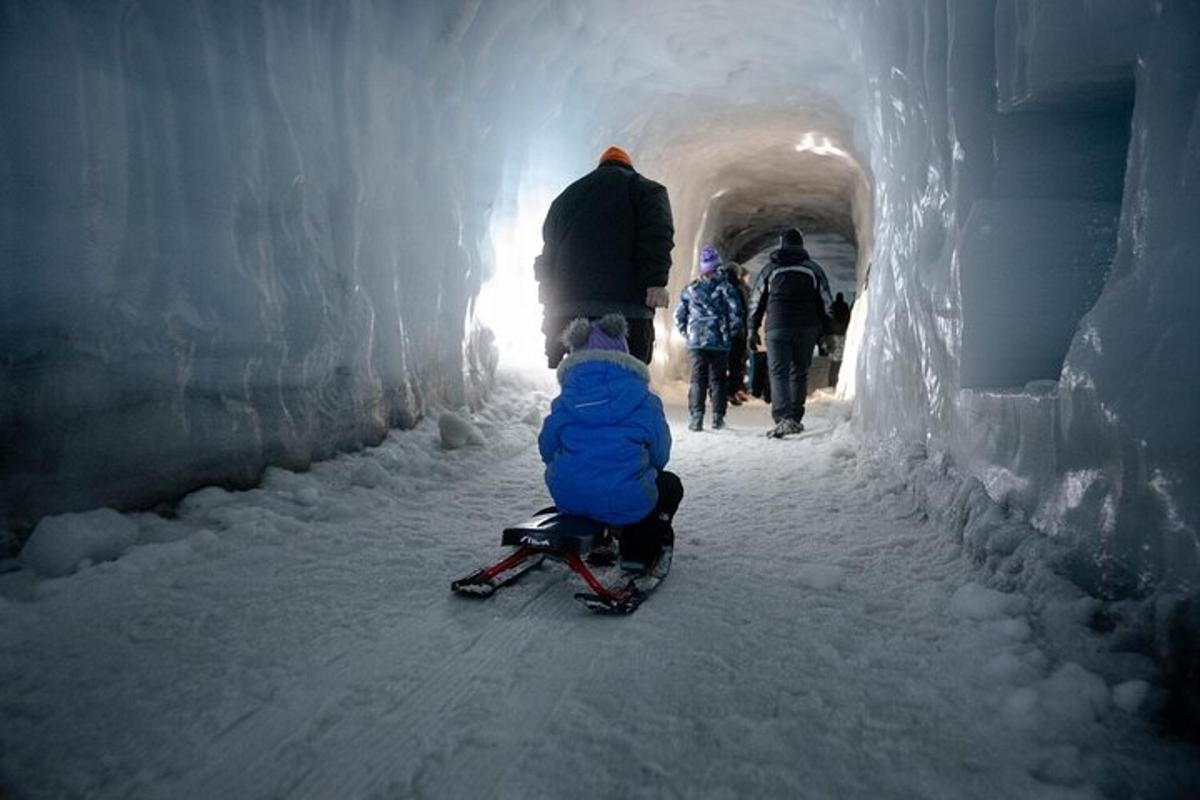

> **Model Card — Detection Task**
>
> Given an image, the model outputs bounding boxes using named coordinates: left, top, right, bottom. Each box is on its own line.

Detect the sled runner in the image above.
left=450, top=509, right=668, bottom=615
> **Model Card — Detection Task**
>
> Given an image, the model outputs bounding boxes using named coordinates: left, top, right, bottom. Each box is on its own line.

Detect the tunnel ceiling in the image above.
left=617, top=110, right=871, bottom=292
left=703, top=149, right=863, bottom=263
left=459, top=0, right=873, bottom=292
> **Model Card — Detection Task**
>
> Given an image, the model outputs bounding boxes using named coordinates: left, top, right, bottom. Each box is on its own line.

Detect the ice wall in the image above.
left=849, top=0, right=1200, bottom=601
left=0, top=2, right=501, bottom=531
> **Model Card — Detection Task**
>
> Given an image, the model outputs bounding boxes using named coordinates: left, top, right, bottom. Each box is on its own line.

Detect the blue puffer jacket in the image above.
left=538, top=350, right=672, bottom=525
left=674, top=271, right=745, bottom=351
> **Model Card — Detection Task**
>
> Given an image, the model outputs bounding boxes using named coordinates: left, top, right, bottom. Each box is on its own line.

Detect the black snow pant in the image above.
left=544, top=315, right=654, bottom=368
left=766, top=326, right=822, bottom=424
left=727, top=334, right=748, bottom=396
left=620, top=471, right=684, bottom=562
left=687, top=349, right=729, bottom=422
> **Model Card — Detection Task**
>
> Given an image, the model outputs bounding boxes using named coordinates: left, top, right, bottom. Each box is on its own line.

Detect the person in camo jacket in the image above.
left=674, top=245, right=744, bottom=432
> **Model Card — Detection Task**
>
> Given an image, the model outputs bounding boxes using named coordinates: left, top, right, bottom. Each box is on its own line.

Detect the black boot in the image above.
left=620, top=517, right=673, bottom=572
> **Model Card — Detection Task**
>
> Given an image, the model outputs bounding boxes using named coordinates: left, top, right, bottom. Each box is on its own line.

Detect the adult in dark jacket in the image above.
left=534, top=146, right=675, bottom=367
left=828, top=292, right=852, bottom=387
left=747, top=228, right=834, bottom=437
left=831, top=292, right=851, bottom=334
left=723, top=261, right=751, bottom=405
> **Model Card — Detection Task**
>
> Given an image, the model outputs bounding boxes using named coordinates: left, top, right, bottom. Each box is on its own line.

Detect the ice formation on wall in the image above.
left=2, top=0, right=1197, bottom=616
left=1, top=3, right=494, bottom=528
left=851, top=0, right=1199, bottom=600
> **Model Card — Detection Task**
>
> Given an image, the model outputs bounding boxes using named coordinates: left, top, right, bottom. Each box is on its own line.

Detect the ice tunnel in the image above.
left=2, top=0, right=1199, bottom=702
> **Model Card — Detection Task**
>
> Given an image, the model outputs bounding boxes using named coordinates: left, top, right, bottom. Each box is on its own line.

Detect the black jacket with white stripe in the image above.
left=747, top=246, right=834, bottom=335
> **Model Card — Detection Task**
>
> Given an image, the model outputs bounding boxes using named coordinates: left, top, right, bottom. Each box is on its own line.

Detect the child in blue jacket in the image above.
left=538, top=314, right=683, bottom=568
left=674, top=245, right=744, bottom=431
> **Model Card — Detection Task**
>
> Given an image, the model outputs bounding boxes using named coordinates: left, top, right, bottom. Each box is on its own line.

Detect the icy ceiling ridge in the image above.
left=464, top=0, right=872, bottom=353
left=849, top=0, right=1200, bottom=600
left=466, top=0, right=873, bottom=368
left=644, top=112, right=873, bottom=280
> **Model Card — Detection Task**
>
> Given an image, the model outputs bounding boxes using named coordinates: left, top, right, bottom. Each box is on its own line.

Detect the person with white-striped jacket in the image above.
left=747, top=228, right=834, bottom=437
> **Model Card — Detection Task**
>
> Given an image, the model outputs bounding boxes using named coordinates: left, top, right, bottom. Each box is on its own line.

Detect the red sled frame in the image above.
left=451, top=543, right=631, bottom=603
left=451, top=506, right=639, bottom=605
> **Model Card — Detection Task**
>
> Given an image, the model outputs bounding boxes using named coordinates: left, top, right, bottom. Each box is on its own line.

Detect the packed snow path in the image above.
left=1, top=376, right=1196, bottom=799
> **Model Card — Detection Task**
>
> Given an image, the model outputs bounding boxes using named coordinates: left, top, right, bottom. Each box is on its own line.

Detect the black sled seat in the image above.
left=500, top=510, right=606, bottom=554
left=452, top=509, right=656, bottom=613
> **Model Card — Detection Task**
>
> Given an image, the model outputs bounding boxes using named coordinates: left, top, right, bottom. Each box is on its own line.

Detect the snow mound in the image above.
left=438, top=411, right=486, bottom=449
left=949, top=582, right=1025, bottom=620
left=1004, top=662, right=1111, bottom=731
left=992, top=617, right=1033, bottom=641
left=794, top=564, right=846, bottom=591
left=112, top=531, right=219, bottom=574
left=983, top=652, right=1036, bottom=685
left=350, top=460, right=395, bottom=490
left=1112, top=679, right=1150, bottom=713
left=19, top=508, right=138, bottom=577
left=1041, top=662, right=1111, bottom=724
left=1030, top=745, right=1086, bottom=788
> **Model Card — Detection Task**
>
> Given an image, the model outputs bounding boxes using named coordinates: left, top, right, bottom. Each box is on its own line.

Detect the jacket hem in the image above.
left=551, top=300, right=654, bottom=320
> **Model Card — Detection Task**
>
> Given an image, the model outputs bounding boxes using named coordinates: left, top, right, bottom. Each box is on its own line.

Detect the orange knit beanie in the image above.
left=599, top=146, right=632, bottom=167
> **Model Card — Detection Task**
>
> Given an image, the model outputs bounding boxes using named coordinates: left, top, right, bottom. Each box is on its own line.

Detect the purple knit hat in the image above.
left=561, top=314, right=629, bottom=354
left=699, top=245, right=721, bottom=274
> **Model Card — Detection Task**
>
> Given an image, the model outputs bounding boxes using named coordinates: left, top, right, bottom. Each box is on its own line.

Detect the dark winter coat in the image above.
left=831, top=297, right=851, bottom=334
left=674, top=272, right=744, bottom=351
left=725, top=267, right=750, bottom=335
left=538, top=349, right=672, bottom=525
left=534, top=162, right=675, bottom=321
left=748, top=246, right=834, bottom=335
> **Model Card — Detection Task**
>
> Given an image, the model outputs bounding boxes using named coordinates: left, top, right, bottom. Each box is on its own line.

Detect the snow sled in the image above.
left=450, top=508, right=669, bottom=615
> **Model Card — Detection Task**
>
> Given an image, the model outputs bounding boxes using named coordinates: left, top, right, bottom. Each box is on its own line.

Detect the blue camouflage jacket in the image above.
left=674, top=271, right=745, bottom=351
left=538, top=349, right=672, bottom=525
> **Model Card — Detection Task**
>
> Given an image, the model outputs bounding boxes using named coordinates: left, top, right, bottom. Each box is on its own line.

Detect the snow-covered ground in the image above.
left=1, top=374, right=1196, bottom=799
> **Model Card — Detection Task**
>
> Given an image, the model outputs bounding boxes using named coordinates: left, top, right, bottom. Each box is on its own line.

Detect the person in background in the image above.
left=534, top=146, right=675, bottom=367
left=538, top=314, right=683, bottom=571
left=674, top=245, right=744, bottom=432
left=747, top=228, right=834, bottom=438
left=827, top=292, right=852, bottom=387
left=724, top=261, right=751, bottom=405
left=831, top=292, right=851, bottom=333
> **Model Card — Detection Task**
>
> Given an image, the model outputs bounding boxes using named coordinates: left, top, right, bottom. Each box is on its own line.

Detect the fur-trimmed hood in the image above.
left=556, top=347, right=650, bottom=385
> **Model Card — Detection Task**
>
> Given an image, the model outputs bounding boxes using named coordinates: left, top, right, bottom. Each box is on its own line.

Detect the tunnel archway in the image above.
left=476, top=104, right=874, bottom=379
left=645, top=124, right=873, bottom=378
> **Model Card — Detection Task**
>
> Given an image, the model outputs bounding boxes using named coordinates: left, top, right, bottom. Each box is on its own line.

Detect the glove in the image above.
left=748, top=331, right=761, bottom=351
left=644, top=286, right=670, bottom=308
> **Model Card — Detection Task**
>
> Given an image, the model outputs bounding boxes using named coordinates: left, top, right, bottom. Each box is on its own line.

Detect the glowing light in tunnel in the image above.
left=653, top=317, right=672, bottom=366
left=476, top=185, right=556, bottom=371
left=794, top=131, right=853, bottom=160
